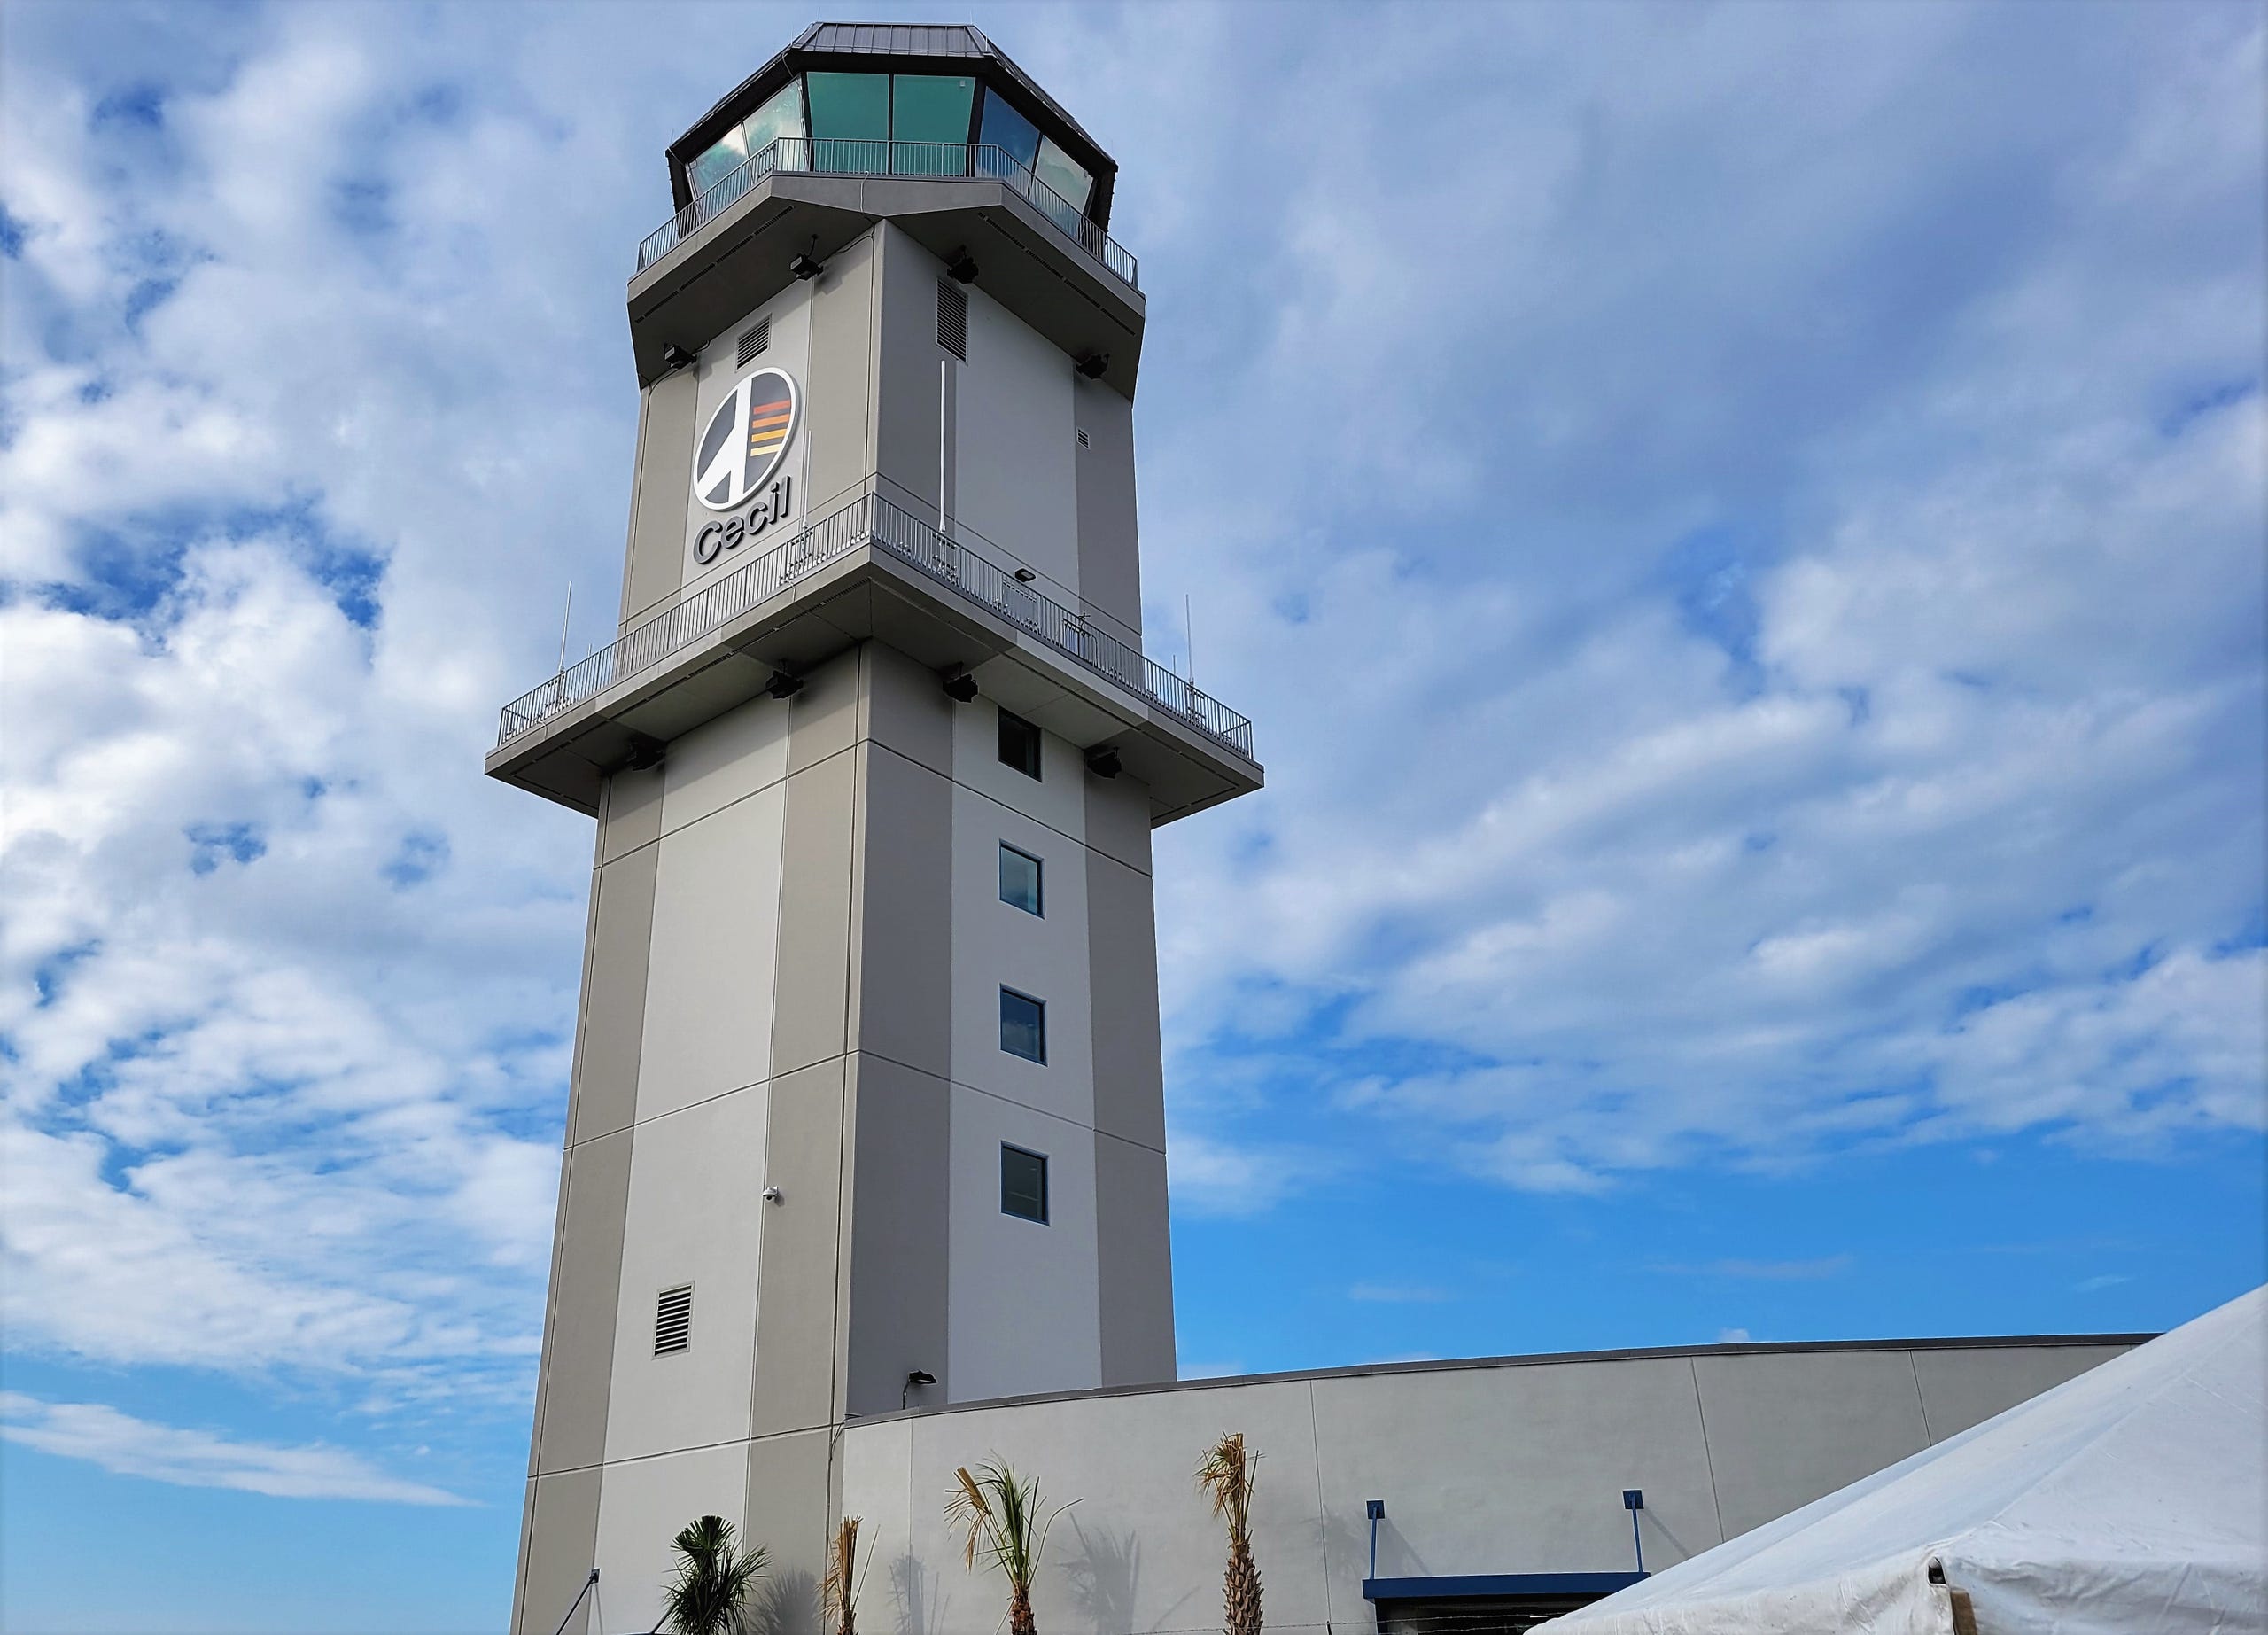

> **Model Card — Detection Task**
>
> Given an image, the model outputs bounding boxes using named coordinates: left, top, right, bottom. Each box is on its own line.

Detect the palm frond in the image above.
left=821, top=1515, right=862, bottom=1635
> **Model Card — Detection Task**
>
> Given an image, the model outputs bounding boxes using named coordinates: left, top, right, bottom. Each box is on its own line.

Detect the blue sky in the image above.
left=1, top=1, right=2262, bottom=1630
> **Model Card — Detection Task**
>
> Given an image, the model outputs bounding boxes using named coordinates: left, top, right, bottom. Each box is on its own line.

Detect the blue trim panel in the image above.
left=1363, top=1574, right=1646, bottom=1600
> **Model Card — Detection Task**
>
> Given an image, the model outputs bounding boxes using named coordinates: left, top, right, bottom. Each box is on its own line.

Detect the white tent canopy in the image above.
left=1542, top=1286, right=2266, bottom=1635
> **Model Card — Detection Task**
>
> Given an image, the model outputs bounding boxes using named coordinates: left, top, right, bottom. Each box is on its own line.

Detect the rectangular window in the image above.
left=687, top=126, right=750, bottom=202
left=1000, top=1144, right=1049, bottom=1224
left=998, top=709, right=1042, bottom=780
left=998, top=844, right=1043, bottom=915
left=806, top=71, right=889, bottom=173
left=891, top=74, right=975, bottom=173
left=1033, top=136, right=1094, bottom=214
left=999, top=987, right=1045, bottom=1063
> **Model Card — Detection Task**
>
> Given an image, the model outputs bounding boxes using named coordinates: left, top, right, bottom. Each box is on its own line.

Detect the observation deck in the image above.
left=485, top=490, right=1262, bottom=826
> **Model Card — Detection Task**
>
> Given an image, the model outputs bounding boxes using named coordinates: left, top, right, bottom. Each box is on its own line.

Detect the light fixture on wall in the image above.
left=661, top=343, right=698, bottom=372
left=946, top=250, right=979, bottom=284
left=1084, top=746, right=1122, bottom=779
left=941, top=669, right=980, bottom=703
left=1013, top=566, right=1037, bottom=583
left=763, top=670, right=804, bottom=700
left=791, top=239, right=826, bottom=281
left=621, top=733, right=666, bottom=772
left=903, top=1369, right=937, bottom=1410
left=1075, top=353, right=1108, bottom=379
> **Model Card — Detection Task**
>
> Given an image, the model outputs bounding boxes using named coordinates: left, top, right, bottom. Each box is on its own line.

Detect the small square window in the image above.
left=1001, top=1144, right=1049, bottom=1224
left=998, top=709, right=1042, bottom=780
left=999, top=987, right=1045, bottom=1063
left=998, top=844, right=1043, bottom=915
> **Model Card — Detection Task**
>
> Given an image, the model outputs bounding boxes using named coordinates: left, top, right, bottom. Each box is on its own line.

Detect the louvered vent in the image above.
left=1076, top=428, right=1090, bottom=447
left=654, top=1284, right=693, bottom=1355
left=736, top=319, right=770, bottom=366
left=936, top=278, right=967, bottom=361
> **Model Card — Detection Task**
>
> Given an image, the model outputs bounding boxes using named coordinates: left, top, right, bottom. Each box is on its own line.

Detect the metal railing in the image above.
left=495, top=491, right=1253, bottom=759
left=636, top=138, right=1139, bottom=290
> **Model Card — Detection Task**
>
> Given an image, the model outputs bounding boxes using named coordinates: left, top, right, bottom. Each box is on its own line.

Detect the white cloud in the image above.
left=0, top=1391, right=467, bottom=1506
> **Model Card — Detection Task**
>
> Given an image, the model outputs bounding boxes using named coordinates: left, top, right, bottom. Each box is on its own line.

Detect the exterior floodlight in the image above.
left=942, top=672, right=980, bottom=703
left=1013, top=566, right=1037, bottom=582
left=661, top=343, right=698, bottom=371
left=1075, top=353, right=1108, bottom=379
left=1085, top=746, right=1122, bottom=779
left=763, top=670, right=804, bottom=699
left=902, top=1369, right=937, bottom=1410
left=622, top=734, right=665, bottom=771
left=790, top=252, right=825, bottom=281
left=946, top=252, right=979, bottom=284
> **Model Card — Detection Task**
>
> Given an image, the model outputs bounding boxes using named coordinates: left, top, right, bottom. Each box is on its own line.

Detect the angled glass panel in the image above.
left=807, top=71, right=889, bottom=174
left=976, top=87, right=1041, bottom=183
left=687, top=125, right=750, bottom=212
left=891, top=74, right=975, bottom=175
left=1033, top=136, right=1093, bottom=215
left=741, top=79, right=806, bottom=173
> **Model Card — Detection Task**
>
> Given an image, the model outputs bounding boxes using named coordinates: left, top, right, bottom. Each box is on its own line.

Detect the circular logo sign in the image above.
left=694, top=366, right=799, bottom=511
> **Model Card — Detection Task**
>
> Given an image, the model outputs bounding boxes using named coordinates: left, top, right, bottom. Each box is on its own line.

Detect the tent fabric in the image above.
left=1540, top=1286, right=2267, bottom=1635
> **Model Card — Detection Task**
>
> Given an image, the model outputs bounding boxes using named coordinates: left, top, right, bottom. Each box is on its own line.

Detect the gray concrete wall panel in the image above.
left=1911, top=1342, right=2132, bottom=1443
left=845, top=1055, right=952, bottom=1416
left=805, top=232, right=878, bottom=516
left=593, top=1441, right=752, bottom=1635
left=637, top=784, right=785, bottom=1120
left=622, top=371, right=696, bottom=629
left=787, top=649, right=861, bottom=778
left=771, top=752, right=857, bottom=1078
left=946, top=1082, right=1103, bottom=1401
left=1093, top=1133, right=1175, bottom=1388
left=1692, top=1348, right=1931, bottom=1539
left=1082, top=771, right=1153, bottom=876
left=952, top=284, right=1079, bottom=600
left=1071, top=375, right=1143, bottom=641
left=534, top=1129, right=633, bottom=1476
left=1085, top=850, right=1165, bottom=1152
left=599, top=765, right=665, bottom=864
left=742, top=1429, right=837, bottom=1635
left=851, top=744, right=952, bottom=1077
left=751, top=1056, right=850, bottom=1436
left=517, top=1468, right=603, bottom=1635
left=656, top=693, right=790, bottom=837
left=862, top=640, right=954, bottom=779
left=603, top=1086, right=768, bottom=1463
left=874, top=224, right=945, bottom=519
left=571, top=845, right=657, bottom=1147
left=1317, top=1355, right=1721, bottom=1593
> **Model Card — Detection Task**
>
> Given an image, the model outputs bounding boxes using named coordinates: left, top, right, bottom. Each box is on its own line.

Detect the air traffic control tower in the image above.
left=488, top=23, right=1261, bottom=1632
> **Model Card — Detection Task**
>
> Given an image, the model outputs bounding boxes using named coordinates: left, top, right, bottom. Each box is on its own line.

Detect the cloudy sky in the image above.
left=2, top=1, right=2261, bottom=1629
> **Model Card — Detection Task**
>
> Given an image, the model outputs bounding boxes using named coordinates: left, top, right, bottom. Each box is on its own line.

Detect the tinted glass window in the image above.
left=1034, top=136, right=1093, bottom=214
left=1000, top=1144, right=1049, bottom=1224
left=998, top=845, right=1043, bottom=915
left=999, top=987, right=1045, bottom=1063
left=892, top=74, right=975, bottom=155
left=977, top=88, right=1041, bottom=175
left=807, top=71, right=889, bottom=172
left=687, top=126, right=749, bottom=199
left=998, top=710, right=1042, bottom=780
left=741, top=80, right=806, bottom=162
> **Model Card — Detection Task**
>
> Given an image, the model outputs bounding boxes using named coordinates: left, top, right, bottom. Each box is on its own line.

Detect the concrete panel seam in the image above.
left=1307, top=1378, right=1334, bottom=1630
left=1907, top=1350, right=1934, bottom=1444
left=564, top=1073, right=774, bottom=1151
left=1688, top=1356, right=1728, bottom=1544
